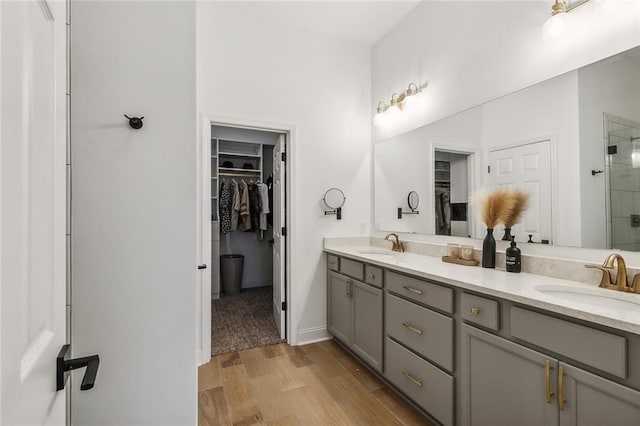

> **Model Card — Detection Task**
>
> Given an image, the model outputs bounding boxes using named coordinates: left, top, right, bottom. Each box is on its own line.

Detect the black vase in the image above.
left=501, top=227, right=512, bottom=241
left=482, top=228, right=496, bottom=268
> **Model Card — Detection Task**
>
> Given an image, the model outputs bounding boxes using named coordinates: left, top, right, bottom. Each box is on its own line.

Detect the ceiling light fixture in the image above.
left=543, top=0, right=591, bottom=40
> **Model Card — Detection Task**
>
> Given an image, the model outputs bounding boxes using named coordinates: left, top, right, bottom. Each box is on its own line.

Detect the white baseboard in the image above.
left=296, top=325, right=331, bottom=345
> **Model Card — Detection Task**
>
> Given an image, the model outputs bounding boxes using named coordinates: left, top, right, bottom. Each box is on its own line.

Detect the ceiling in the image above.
left=226, top=1, right=423, bottom=46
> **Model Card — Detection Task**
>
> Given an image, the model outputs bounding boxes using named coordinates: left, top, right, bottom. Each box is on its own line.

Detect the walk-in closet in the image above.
left=209, top=124, right=287, bottom=357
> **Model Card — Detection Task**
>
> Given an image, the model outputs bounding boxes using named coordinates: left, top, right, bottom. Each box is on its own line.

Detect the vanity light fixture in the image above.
left=543, top=0, right=591, bottom=40
left=372, top=82, right=423, bottom=128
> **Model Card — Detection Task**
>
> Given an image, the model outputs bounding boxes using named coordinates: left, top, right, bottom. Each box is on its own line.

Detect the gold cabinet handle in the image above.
left=403, top=285, right=423, bottom=295
left=402, top=322, right=423, bottom=335
left=346, top=280, right=352, bottom=298
left=545, top=360, right=554, bottom=403
left=470, top=307, right=480, bottom=315
left=368, top=273, right=376, bottom=280
left=558, top=365, right=566, bottom=411
left=402, top=371, right=423, bottom=387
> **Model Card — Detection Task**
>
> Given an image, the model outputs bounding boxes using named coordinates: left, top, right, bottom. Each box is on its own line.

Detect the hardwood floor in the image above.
left=198, top=340, right=433, bottom=425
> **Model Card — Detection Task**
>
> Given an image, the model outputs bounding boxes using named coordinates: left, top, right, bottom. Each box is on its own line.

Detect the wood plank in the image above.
left=329, top=374, right=403, bottom=425
left=220, top=351, right=243, bottom=368
left=249, top=373, right=293, bottom=422
left=265, top=354, right=307, bottom=392
left=198, top=355, right=223, bottom=391
left=198, top=387, right=231, bottom=426
left=264, top=415, right=298, bottom=426
left=302, top=342, right=347, bottom=378
left=222, top=364, right=263, bottom=425
left=283, top=345, right=314, bottom=368
left=284, top=385, right=336, bottom=424
left=262, top=343, right=285, bottom=359
left=240, top=347, right=272, bottom=379
left=317, top=338, right=350, bottom=359
left=334, top=349, right=384, bottom=391
left=372, top=387, right=433, bottom=426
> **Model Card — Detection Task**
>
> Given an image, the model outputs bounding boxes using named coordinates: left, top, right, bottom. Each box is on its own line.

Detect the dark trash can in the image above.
left=220, top=254, right=244, bottom=295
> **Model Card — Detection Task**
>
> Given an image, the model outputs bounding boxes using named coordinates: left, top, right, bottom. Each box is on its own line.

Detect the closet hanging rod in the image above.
left=219, top=171, right=261, bottom=177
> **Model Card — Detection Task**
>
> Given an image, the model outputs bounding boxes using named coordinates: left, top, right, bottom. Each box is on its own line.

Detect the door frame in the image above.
left=197, top=113, right=294, bottom=366
left=430, top=143, right=478, bottom=238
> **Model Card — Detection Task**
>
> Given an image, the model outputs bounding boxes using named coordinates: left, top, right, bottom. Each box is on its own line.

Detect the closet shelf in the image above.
left=219, top=151, right=261, bottom=158
left=219, top=167, right=260, bottom=173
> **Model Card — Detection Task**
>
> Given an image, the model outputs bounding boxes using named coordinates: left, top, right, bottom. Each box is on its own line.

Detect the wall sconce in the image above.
left=543, top=0, right=591, bottom=40
left=373, top=82, right=423, bottom=128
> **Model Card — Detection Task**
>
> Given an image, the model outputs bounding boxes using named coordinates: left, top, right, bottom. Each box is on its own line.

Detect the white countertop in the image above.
left=324, top=244, right=640, bottom=335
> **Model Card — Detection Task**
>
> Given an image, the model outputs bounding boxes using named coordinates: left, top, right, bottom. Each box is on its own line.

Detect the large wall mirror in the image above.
left=374, top=44, right=640, bottom=251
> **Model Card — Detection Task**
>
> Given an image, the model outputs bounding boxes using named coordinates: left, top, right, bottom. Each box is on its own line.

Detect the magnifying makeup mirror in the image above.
left=323, top=188, right=346, bottom=220
left=398, top=191, right=420, bottom=219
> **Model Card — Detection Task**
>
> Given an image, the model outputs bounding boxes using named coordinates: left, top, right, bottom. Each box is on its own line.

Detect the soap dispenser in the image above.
left=506, top=236, right=521, bottom=273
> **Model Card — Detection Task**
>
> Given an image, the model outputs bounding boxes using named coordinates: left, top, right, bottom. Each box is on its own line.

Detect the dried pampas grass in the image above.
left=503, top=190, right=530, bottom=228
left=474, top=188, right=516, bottom=229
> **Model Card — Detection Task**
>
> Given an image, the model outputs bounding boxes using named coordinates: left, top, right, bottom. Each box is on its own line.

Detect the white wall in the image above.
left=197, top=2, right=372, bottom=344
left=578, top=51, right=640, bottom=248
left=71, top=2, right=196, bottom=424
left=372, top=0, right=640, bottom=141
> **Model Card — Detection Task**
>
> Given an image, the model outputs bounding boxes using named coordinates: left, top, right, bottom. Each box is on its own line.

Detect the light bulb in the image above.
left=385, top=104, right=401, bottom=122
left=402, top=94, right=417, bottom=111
left=543, top=12, right=572, bottom=40
left=373, top=112, right=385, bottom=128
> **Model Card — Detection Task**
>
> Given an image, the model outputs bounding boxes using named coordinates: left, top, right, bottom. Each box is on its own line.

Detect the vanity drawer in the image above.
left=385, top=337, right=454, bottom=426
left=386, top=293, right=453, bottom=371
left=460, top=292, right=499, bottom=331
left=386, top=271, right=453, bottom=313
left=511, top=306, right=627, bottom=378
left=327, top=254, right=339, bottom=271
left=339, top=258, right=364, bottom=281
left=365, top=264, right=383, bottom=288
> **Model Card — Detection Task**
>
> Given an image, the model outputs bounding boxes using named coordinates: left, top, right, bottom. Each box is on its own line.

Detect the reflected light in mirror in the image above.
left=632, top=140, right=640, bottom=168
left=543, top=11, right=572, bottom=40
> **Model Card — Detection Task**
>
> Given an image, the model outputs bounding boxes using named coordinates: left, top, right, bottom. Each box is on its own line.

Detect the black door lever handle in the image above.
left=198, top=264, right=207, bottom=270
left=56, top=344, right=100, bottom=391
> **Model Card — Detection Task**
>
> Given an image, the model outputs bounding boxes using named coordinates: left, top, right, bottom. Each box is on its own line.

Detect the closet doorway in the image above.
left=434, top=150, right=472, bottom=238
left=197, top=118, right=290, bottom=365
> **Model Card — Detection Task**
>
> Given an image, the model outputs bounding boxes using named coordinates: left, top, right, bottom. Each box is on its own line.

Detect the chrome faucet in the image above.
left=585, top=253, right=629, bottom=292
left=384, top=233, right=404, bottom=253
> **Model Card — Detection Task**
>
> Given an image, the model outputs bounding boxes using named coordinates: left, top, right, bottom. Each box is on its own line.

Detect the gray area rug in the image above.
left=211, top=287, right=283, bottom=356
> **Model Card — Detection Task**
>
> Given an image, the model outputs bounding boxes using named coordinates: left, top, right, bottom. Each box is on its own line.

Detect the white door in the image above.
left=272, top=135, right=286, bottom=339
left=1, top=0, right=67, bottom=423
left=197, top=119, right=212, bottom=365
left=488, top=140, right=552, bottom=243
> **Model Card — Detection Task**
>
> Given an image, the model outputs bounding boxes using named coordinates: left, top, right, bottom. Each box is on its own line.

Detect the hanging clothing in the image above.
left=266, top=175, right=273, bottom=226
left=230, top=179, right=240, bottom=231
left=257, top=182, right=270, bottom=231
left=248, top=183, right=261, bottom=232
left=238, top=180, right=251, bottom=231
left=219, top=180, right=231, bottom=234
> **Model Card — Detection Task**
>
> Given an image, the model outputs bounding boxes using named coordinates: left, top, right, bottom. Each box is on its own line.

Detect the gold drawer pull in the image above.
left=403, top=285, right=423, bottom=295
left=402, top=322, right=423, bottom=335
left=470, top=307, right=480, bottom=315
left=558, top=365, right=566, bottom=411
left=402, top=371, right=423, bottom=387
left=545, top=360, right=554, bottom=403
left=368, top=273, right=376, bottom=280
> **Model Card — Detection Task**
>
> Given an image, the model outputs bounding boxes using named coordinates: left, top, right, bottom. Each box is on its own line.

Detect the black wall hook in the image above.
left=124, top=114, right=144, bottom=129
left=591, top=169, right=604, bottom=176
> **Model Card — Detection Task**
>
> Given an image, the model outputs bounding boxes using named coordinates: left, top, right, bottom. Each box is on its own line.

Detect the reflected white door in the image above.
left=1, top=0, right=67, bottom=423
left=488, top=140, right=552, bottom=243
left=272, top=135, right=286, bottom=339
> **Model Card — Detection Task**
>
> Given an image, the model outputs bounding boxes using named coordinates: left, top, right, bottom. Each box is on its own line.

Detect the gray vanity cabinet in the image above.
left=327, top=271, right=352, bottom=344
left=460, top=324, right=559, bottom=426
left=327, top=269, right=383, bottom=372
left=559, top=363, right=640, bottom=426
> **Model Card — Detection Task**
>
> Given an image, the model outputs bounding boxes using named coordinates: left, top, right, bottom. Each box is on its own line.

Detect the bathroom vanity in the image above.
left=324, top=240, right=640, bottom=426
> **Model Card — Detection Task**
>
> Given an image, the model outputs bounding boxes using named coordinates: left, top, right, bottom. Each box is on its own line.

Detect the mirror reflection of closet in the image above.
left=434, top=150, right=470, bottom=237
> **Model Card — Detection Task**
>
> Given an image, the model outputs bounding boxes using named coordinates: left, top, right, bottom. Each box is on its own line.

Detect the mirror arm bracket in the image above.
left=324, top=207, right=342, bottom=220
left=398, top=207, right=420, bottom=219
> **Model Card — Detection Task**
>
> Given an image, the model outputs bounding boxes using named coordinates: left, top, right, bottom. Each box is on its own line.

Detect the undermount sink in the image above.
left=357, top=249, right=398, bottom=257
left=535, top=285, right=640, bottom=311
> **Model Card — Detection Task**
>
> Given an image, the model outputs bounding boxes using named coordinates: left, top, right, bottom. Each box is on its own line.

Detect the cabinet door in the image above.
left=460, top=324, right=559, bottom=426
left=328, top=271, right=352, bottom=344
left=559, top=362, right=640, bottom=426
left=352, top=280, right=383, bottom=372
